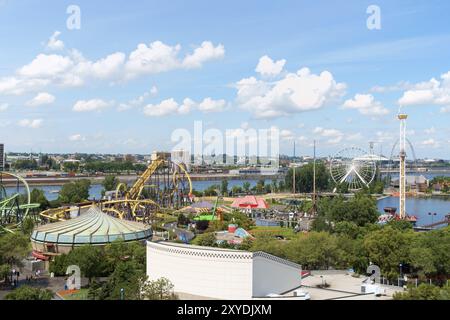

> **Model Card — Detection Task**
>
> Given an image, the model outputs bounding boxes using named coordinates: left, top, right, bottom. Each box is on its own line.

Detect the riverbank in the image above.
left=1, top=173, right=285, bottom=187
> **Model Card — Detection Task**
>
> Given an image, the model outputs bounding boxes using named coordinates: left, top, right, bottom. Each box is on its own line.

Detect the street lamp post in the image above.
left=399, top=264, right=403, bottom=287
left=428, top=212, right=437, bottom=225
left=120, top=288, right=124, bottom=300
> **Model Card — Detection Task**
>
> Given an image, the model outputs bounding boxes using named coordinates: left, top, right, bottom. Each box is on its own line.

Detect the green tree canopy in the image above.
left=285, top=162, right=330, bottom=193
left=58, top=179, right=91, bottom=203
left=5, top=286, right=53, bottom=300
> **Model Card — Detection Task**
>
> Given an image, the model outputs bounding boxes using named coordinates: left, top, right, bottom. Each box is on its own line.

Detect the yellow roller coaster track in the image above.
left=39, top=157, right=192, bottom=221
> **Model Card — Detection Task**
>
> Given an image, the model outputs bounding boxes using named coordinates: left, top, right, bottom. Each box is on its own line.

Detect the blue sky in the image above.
left=0, top=0, right=449, bottom=158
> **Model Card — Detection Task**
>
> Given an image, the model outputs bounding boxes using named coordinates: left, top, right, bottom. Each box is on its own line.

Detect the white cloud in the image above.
left=313, top=127, right=344, bottom=144
left=143, top=98, right=182, bottom=117
left=46, top=31, right=64, bottom=51
left=0, top=77, right=49, bottom=95
left=236, top=67, right=346, bottom=119
left=68, top=134, right=85, bottom=141
left=26, top=92, right=55, bottom=107
left=421, top=138, right=440, bottom=148
left=182, top=41, right=225, bottom=69
left=2, top=40, right=224, bottom=95
left=0, top=103, right=8, bottom=111
left=255, top=55, right=286, bottom=76
left=398, top=71, right=450, bottom=107
left=73, top=99, right=111, bottom=112
left=198, top=98, right=226, bottom=113
left=18, top=119, right=43, bottom=128
left=424, top=127, right=436, bottom=135
left=280, top=129, right=295, bottom=141
left=343, top=94, right=389, bottom=116
left=18, top=54, right=73, bottom=78
left=440, top=106, right=450, bottom=113
left=143, top=97, right=225, bottom=116
left=117, top=86, right=160, bottom=112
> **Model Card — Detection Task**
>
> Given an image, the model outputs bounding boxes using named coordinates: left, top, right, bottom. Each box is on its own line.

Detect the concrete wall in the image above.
left=147, top=242, right=253, bottom=300
left=252, top=252, right=302, bottom=297
left=146, top=241, right=302, bottom=299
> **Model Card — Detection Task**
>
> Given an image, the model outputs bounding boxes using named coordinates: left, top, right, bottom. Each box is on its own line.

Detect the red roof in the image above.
left=231, top=196, right=269, bottom=209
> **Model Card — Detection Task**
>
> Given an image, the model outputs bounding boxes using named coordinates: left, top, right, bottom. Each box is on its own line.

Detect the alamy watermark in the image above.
left=170, top=121, right=280, bottom=175
left=66, top=5, right=81, bottom=30
left=367, top=5, right=381, bottom=30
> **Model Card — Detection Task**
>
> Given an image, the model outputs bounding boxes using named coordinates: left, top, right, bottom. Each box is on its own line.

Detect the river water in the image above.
left=3, top=179, right=273, bottom=201
left=4, top=176, right=450, bottom=227
left=377, top=196, right=450, bottom=226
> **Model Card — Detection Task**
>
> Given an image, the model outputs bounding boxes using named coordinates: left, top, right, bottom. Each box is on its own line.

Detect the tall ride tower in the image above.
left=398, top=113, right=408, bottom=219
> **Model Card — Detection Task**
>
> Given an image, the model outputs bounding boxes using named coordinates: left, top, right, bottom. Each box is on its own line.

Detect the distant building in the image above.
left=0, top=143, right=4, bottom=171
left=391, top=175, right=429, bottom=192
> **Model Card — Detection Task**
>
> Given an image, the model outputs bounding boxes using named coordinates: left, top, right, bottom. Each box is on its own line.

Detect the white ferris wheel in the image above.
left=330, top=147, right=377, bottom=191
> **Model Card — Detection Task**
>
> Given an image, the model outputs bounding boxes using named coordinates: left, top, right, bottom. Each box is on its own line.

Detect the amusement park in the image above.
left=0, top=108, right=449, bottom=301
left=1, top=1, right=450, bottom=307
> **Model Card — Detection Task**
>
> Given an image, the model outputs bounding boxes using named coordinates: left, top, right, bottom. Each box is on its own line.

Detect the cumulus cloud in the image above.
left=421, top=138, right=440, bottom=148
left=46, top=31, right=64, bottom=51
left=255, top=55, right=286, bottom=76
left=236, top=67, right=346, bottom=119
left=398, top=71, right=450, bottom=107
left=26, top=92, right=55, bottom=107
left=18, top=119, right=43, bottom=128
left=68, top=134, right=85, bottom=141
left=440, top=106, right=450, bottom=113
left=182, top=41, right=225, bottom=69
left=1, top=40, right=224, bottom=96
left=117, top=86, right=159, bottom=111
left=343, top=94, right=389, bottom=116
left=313, top=127, right=344, bottom=144
left=73, top=99, right=111, bottom=112
left=424, top=127, right=436, bottom=135
left=143, top=98, right=183, bottom=117
left=143, top=97, right=225, bottom=116
left=198, top=98, right=226, bottom=113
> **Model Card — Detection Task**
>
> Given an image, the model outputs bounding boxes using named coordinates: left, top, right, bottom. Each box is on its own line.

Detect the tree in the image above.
left=313, top=193, right=379, bottom=231
left=5, top=286, right=53, bottom=300
left=192, top=232, right=217, bottom=247
left=0, top=233, right=30, bottom=266
left=0, top=264, right=10, bottom=283
left=231, top=185, right=243, bottom=195
left=64, top=161, right=80, bottom=172
left=66, top=245, right=108, bottom=283
left=393, top=284, right=450, bottom=300
left=285, top=162, right=330, bottom=193
left=19, top=189, right=49, bottom=210
left=21, top=216, right=35, bottom=236
left=221, top=179, right=228, bottom=196
left=102, top=175, right=119, bottom=194
left=103, top=260, right=145, bottom=300
left=58, top=179, right=91, bottom=203
left=363, top=226, right=412, bottom=280
left=141, top=277, right=178, bottom=300
left=255, top=179, right=265, bottom=193
left=285, top=232, right=338, bottom=270
left=243, top=182, right=251, bottom=193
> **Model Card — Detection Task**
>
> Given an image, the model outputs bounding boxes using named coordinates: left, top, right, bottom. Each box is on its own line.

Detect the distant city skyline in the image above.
left=0, top=1, right=449, bottom=158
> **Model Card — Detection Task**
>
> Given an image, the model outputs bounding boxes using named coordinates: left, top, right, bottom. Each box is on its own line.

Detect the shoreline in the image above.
left=1, top=173, right=285, bottom=187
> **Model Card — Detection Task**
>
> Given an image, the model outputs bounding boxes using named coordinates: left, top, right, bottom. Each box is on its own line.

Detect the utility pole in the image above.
left=292, top=140, right=296, bottom=195
left=312, top=140, right=317, bottom=216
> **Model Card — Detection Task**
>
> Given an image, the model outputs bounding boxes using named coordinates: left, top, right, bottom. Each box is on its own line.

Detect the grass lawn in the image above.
left=59, top=288, right=89, bottom=300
